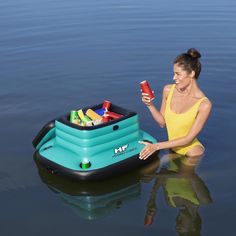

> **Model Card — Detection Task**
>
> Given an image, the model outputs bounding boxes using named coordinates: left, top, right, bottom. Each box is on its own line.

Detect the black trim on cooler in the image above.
left=34, top=156, right=160, bottom=196
left=58, top=103, right=137, bottom=131
left=34, top=150, right=158, bottom=181
left=32, top=119, right=56, bottom=148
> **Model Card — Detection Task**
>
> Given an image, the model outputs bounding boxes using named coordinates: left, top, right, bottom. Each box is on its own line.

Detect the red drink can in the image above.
left=102, top=100, right=111, bottom=110
left=140, top=80, right=155, bottom=99
left=105, top=111, right=123, bottom=119
left=102, top=114, right=110, bottom=123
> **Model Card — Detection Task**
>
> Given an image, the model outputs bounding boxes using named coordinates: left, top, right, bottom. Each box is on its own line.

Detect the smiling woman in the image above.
left=139, top=48, right=212, bottom=159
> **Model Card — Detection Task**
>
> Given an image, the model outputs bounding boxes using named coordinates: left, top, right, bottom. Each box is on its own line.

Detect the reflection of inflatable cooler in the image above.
left=62, top=184, right=140, bottom=220
left=34, top=156, right=160, bottom=220
left=32, top=103, right=157, bottom=180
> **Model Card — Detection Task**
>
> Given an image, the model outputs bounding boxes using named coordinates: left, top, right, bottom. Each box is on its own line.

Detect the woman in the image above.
left=139, top=48, right=212, bottom=160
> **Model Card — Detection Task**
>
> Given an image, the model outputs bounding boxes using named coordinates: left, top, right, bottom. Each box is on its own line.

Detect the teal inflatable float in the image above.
left=32, top=103, right=157, bottom=180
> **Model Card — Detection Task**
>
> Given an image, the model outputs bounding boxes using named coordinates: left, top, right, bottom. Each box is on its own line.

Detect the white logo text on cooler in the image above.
left=114, top=144, right=129, bottom=154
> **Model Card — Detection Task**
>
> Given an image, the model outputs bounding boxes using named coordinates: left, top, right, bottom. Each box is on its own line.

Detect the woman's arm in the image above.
left=139, top=99, right=212, bottom=159
left=142, top=85, right=171, bottom=128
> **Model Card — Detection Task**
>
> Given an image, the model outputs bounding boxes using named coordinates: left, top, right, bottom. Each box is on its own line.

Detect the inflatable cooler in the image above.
left=32, top=103, right=157, bottom=180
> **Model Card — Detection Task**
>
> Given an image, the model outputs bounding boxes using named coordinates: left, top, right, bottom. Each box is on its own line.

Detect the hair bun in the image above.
left=187, top=48, right=201, bottom=59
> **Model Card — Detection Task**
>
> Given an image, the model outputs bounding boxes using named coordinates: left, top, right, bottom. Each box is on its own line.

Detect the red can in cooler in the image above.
left=102, top=100, right=111, bottom=111
left=140, top=80, right=155, bottom=99
left=105, top=111, right=123, bottom=119
left=102, top=114, right=110, bottom=123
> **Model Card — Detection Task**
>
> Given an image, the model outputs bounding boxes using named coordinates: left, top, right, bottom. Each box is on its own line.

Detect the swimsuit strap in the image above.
left=191, top=96, right=208, bottom=111
left=166, top=84, right=176, bottom=108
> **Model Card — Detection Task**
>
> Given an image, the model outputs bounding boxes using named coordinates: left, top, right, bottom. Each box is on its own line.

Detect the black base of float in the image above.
left=34, top=157, right=160, bottom=196
left=34, top=151, right=158, bottom=181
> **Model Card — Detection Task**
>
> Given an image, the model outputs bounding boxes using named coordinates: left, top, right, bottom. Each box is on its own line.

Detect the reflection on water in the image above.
left=60, top=183, right=139, bottom=220
left=34, top=155, right=160, bottom=220
left=34, top=151, right=212, bottom=233
left=145, top=154, right=212, bottom=235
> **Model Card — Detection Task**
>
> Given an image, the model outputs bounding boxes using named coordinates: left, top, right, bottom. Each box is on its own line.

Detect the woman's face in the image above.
left=173, top=63, right=194, bottom=89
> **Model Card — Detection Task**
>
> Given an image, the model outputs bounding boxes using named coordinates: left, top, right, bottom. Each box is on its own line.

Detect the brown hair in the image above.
left=174, top=48, right=202, bottom=79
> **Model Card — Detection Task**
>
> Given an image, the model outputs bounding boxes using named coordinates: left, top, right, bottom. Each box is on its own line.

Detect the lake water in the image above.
left=0, top=0, right=236, bottom=235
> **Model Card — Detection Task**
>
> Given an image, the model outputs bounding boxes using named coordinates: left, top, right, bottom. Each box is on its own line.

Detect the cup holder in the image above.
left=113, top=125, right=119, bottom=131
left=80, top=160, right=91, bottom=169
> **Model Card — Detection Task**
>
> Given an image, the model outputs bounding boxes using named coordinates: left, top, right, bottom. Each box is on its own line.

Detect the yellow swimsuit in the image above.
left=164, top=84, right=207, bottom=155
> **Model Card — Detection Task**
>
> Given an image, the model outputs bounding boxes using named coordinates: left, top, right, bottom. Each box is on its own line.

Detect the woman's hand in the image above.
left=139, top=141, right=159, bottom=160
left=141, top=92, right=155, bottom=106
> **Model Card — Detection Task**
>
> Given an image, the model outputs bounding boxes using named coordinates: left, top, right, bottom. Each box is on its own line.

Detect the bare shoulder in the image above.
left=195, top=87, right=212, bottom=112
left=163, top=84, right=173, bottom=92
left=199, top=98, right=212, bottom=113
left=162, top=84, right=173, bottom=98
